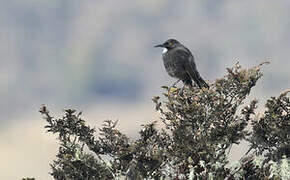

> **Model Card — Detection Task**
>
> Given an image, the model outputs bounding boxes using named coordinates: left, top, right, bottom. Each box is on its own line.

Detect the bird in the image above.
left=155, top=39, right=209, bottom=89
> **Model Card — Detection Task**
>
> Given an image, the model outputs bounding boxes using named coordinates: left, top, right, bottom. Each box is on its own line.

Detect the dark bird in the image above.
left=155, top=39, right=209, bottom=89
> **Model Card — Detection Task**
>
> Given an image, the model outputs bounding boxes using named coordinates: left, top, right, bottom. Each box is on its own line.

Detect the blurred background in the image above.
left=0, top=1, right=289, bottom=179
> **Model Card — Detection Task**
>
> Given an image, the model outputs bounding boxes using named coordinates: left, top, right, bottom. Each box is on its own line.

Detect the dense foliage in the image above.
left=39, top=62, right=289, bottom=179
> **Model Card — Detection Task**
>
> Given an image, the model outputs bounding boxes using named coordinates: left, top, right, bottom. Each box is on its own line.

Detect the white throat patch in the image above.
left=162, top=48, right=168, bottom=54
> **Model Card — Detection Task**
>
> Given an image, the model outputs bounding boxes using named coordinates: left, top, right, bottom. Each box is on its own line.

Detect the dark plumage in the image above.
left=155, top=39, right=209, bottom=89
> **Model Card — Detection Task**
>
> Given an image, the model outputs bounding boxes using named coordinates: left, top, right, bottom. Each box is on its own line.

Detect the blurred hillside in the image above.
left=1, top=0, right=290, bottom=123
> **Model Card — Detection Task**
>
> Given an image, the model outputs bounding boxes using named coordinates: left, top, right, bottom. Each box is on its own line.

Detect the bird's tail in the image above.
left=196, top=76, right=209, bottom=89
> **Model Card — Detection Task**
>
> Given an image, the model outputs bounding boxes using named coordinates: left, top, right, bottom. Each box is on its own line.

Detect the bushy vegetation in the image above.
left=39, top=62, right=289, bottom=179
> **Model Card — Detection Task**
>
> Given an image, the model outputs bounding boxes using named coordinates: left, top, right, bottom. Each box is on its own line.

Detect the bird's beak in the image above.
left=154, top=44, right=164, bottom=48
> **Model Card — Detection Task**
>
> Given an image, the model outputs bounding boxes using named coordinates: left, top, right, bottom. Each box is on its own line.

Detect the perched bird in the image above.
left=155, top=39, right=209, bottom=89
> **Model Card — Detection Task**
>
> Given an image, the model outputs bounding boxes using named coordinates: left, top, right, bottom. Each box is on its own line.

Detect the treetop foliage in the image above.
left=39, top=62, right=289, bottom=180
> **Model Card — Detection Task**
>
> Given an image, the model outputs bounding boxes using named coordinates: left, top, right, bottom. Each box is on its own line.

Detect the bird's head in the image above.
left=154, top=39, right=181, bottom=50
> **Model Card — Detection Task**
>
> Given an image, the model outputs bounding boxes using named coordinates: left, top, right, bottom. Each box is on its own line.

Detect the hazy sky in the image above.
left=0, top=1, right=289, bottom=179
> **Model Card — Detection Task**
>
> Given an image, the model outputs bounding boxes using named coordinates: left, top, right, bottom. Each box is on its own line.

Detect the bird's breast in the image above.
left=162, top=53, right=187, bottom=78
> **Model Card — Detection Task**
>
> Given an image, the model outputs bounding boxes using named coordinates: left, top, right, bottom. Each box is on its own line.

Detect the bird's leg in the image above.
left=178, top=84, right=185, bottom=96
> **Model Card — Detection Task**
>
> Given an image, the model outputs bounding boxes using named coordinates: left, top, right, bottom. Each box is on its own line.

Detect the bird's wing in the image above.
left=174, top=48, right=209, bottom=88
left=173, top=48, right=200, bottom=78
left=185, top=50, right=200, bottom=78
left=171, top=48, right=192, bottom=68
